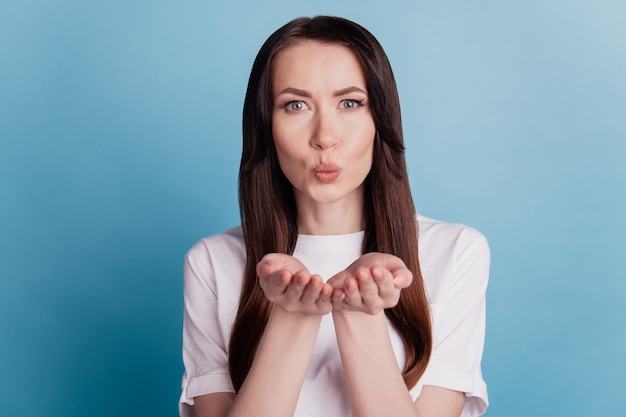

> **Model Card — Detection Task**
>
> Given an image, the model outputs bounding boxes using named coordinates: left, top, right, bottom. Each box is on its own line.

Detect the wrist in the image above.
left=271, top=303, right=327, bottom=322
left=331, top=308, right=387, bottom=326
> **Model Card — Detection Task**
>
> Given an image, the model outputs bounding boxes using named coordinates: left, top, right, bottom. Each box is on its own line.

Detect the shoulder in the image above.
left=417, top=214, right=490, bottom=303
left=418, top=214, right=488, bottom=251
left=182, top=227, right=244, bottom=304
left=185, top=226, right=245, bottom=261
left=183, top=226, right=246, bottom=291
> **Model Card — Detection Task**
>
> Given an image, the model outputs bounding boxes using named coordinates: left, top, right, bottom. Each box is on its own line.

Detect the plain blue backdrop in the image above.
left=1, top=1, right=624, bottom=416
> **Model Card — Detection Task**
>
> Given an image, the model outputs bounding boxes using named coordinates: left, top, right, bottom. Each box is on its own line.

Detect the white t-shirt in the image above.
left=179, top=215, right=490, bottom=417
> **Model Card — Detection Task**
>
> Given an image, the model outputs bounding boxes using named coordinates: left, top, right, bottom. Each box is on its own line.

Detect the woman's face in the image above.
left=271, top=40, right=376, bottom=210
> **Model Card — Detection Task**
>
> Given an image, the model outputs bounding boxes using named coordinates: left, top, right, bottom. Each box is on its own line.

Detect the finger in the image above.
left=301, top=274, right=323, bottom=303
left=256, top=259, right=276, bottom=281
left=331, top=287, right=346, bottom=303
left=392, top=268, right=413, bottom=289
left=284, top=269, right=309, bottom=301
left=267, top=269, right=292, bottom=292
left=259, top=269, right=292, bottom=302
left=342, top=273, right=364, bottom=306
left=314, top=280, right=334, bottom=314
left=358, top=269, right=381, bottom=308
left=372, top=266, right=396, bottom=298
left=318, top=282, right=334, bottom=303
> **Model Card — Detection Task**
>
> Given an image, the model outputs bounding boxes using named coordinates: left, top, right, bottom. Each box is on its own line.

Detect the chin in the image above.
left=312, top=191, right=359, bottom=205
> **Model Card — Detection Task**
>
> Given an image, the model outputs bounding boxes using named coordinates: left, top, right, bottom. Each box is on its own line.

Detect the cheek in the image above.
left=273, top=138, right=304, bottom=183
left=364, top=142, right=375, bottom=171
left=361, top=133, right=376, bottom=173
left=357, top=118, right=376, bottom=152
left=357, top=127, right=375, bottom=161
left=272, top=123, right=292, bottom=161
left=272, top=117, right=302, bottom=158
left=273, top=144, right=292, bottom=178
left=347, top=136, right=375, bottom=179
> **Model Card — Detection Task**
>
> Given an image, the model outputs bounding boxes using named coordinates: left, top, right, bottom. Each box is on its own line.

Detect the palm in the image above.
left=327, top=252, right=412, bottom=314
left=256, top=253, right=334, bottom=315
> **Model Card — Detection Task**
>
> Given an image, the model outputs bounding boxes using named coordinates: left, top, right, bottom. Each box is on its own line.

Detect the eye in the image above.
left=285, top=100, right=308, bottom=112
left=340, top=99, right=363, bottom=109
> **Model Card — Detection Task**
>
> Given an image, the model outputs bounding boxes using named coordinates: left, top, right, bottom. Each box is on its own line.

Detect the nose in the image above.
left=310, top=109, right=339, bottom=150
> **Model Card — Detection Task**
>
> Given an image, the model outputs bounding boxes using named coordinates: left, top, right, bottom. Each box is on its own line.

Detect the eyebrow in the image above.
left=277, top=87, right=311, bottom=97
left=333, top=86, right=367, bottom=97
left=276, top=86, right=367, bottom=97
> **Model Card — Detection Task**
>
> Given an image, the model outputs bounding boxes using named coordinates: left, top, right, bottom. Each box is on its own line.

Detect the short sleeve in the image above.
left=179, top=244, right=236, bottom=417
left=412, top=223, right=490, bottom=416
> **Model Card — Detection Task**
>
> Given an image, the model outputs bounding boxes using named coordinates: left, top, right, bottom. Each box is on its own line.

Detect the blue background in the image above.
left=1, top=1, right=624, bottom=416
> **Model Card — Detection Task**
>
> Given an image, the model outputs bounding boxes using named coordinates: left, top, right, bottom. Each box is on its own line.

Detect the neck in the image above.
left=295, top=194, right=365, bottom=235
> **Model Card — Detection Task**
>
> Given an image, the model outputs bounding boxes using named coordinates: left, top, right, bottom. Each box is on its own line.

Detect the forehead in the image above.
left=271, top=40, right=367, bottom=92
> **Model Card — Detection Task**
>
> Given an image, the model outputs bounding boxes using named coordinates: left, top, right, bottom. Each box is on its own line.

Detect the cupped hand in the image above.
left=327, top=252, right=413, bottom=314
left=256, top=253, right=334, bottom=315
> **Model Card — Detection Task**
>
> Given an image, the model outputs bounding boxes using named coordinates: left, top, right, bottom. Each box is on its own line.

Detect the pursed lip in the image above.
left=313, top=163, right=341, bottom=183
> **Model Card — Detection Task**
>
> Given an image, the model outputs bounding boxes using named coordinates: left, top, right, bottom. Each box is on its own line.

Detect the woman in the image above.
left=180, top=16, right=489, bottom=417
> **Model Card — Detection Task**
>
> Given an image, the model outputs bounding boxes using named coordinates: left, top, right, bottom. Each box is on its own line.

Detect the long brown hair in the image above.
left=229, top=16, right=432, bottom=392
